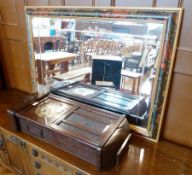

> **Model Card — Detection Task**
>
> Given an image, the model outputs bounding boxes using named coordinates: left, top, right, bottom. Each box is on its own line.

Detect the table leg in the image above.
left=60, top=61, right=69, bottom=73
left=132, top=78, right=136, bottom=94
left=36, top=60, right=45, bottom=85
left=47, top=64, right=56, bottom=76
left=136, top=77, right=141, bottom=94
left=120, top=76, right=125, bottom=90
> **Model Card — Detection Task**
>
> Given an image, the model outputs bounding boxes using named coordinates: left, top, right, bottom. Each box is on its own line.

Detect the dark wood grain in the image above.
left=1, top=85, right=192, bottom=175
left=0, top=67, right=5, bottom=91
left=8, top=93, right=130, bottom=170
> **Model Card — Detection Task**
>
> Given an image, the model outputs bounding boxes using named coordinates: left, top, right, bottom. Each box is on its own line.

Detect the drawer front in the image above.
left=27, top=144, right=89, bottom=175
left=19, top=118, right=43, bottom=138
left=31, top=159, right=75, bottom=175
left=19, top=118, right=54, bottom=143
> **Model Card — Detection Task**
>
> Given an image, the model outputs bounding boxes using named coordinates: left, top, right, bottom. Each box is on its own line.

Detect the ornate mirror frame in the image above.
left=25, top=7, right=183, bottom=141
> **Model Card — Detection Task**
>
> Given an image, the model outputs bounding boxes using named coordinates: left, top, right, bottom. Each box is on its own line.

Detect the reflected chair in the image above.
left=55, top=40, right=60, bottom=51
left=67, top=41, right=80, bottom=65
left=124, top=47, right=150, bottom=73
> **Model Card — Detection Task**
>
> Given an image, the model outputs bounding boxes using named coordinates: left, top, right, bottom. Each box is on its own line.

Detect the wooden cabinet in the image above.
left=0, top=128, right=89, bottom=175
left=26, top=144, right=83, bottom=175
left=0, top=0, right=34, bottom=93
left=0, top=133, right=10, bottom=167
left=91, top=56, right=122, bottom=89
left=2, top=131, right=30, bottom=175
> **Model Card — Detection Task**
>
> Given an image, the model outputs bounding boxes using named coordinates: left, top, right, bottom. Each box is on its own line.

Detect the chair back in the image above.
left=55, top=40, right=60, bottom=51
left=138, top=47, right=150, bottom=67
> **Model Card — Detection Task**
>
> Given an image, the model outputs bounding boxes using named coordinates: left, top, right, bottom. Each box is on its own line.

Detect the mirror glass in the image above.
left=26, top=7, right=182, bottom=141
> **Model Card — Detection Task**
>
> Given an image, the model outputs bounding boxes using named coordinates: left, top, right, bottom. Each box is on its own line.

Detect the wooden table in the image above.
left=35, top=52, right=77, bottom=84
left=121, top=69, right=142, bottom=94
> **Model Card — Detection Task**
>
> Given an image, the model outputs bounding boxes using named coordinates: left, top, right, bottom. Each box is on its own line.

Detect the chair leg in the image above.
left=48, top=64, right=55, bottom=76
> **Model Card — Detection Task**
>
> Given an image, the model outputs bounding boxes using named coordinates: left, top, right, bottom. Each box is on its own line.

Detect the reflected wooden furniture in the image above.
left=53, top=67, right=92, bottom=83
left=33, top=37, right=63, bottom=53
left=91, top=55, right=123, bottom=89
left=53, top=82, right=143, bottom=117
left=35, top=52, right=77, bottom=84
left=121, top=70, right=142, bottom=94
left=80, top=39, right=141, bottom=64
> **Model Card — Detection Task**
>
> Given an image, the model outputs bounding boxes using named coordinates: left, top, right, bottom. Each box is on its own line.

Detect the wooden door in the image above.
left=3, top=133, right=30, bottom=175
left=0, top=0, right=34, bottom=93
left=0, top=134, right=10, bottom=167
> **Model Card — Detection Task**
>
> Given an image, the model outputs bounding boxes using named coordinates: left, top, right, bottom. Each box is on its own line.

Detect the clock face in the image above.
left=35, top=101, right=71, bottom=118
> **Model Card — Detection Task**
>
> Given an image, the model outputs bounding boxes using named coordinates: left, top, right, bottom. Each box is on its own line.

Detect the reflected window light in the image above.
left=139, top=148, right=145, bottom=163
left=102, top=125, right=110, bottom=133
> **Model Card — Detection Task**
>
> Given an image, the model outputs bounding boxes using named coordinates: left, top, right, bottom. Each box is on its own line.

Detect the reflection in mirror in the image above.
left=26, top=7, right=182, bottom=141
left=32, top=17, right=164, bottom=129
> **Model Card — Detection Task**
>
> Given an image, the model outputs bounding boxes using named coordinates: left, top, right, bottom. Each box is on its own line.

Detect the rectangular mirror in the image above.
left=25, top=7, right=183, bottom=141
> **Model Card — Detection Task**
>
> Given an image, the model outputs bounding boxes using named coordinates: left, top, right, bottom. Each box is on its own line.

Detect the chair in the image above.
left=67, top=41, right=75, bottom=53
left=124, top=47, right=150, bottom=73
left=66, top=41, right=80, bottom=65
left=55, top=40, right=60, bottom=51
left=58, top=41, right=68, bottom=51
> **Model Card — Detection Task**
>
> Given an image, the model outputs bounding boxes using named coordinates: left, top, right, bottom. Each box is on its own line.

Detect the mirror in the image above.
left=25, top=7, right=183, bottom=141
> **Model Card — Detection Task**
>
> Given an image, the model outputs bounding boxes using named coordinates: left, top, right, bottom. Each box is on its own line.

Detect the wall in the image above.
left=0, top=0, right=191, bottom=147
left=162, top=0, right=192, bottom=147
